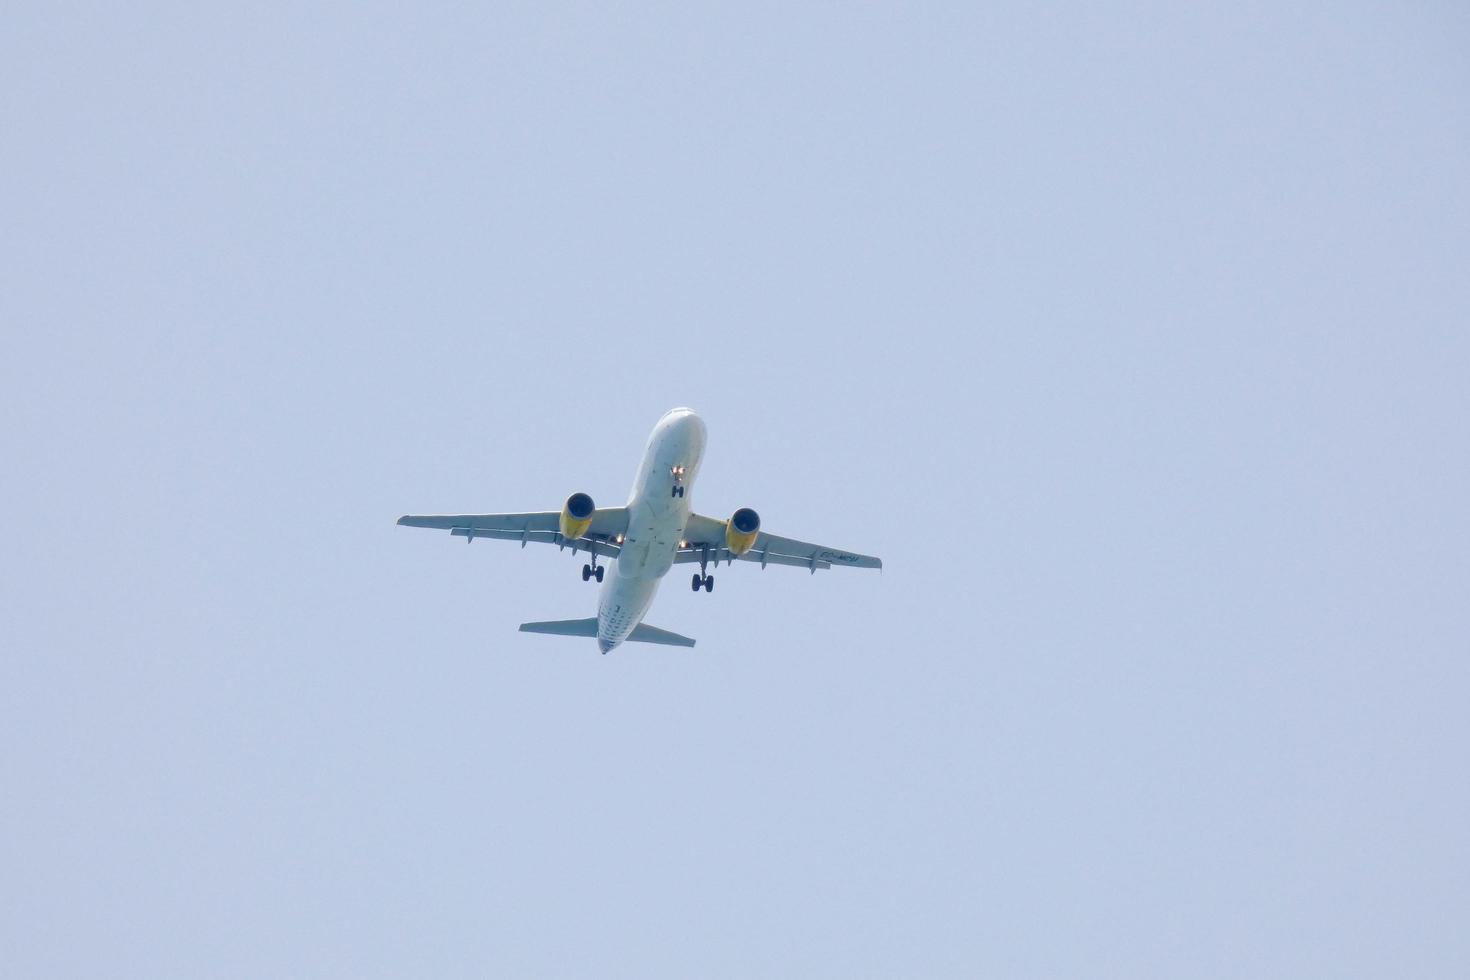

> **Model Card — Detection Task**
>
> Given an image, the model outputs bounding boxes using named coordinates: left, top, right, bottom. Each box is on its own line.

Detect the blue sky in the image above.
left=3, top=3, right=1468, bottom=976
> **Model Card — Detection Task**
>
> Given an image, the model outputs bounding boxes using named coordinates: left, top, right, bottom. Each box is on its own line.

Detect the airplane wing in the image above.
left=397, top=509, right=629, bottom=559
left=677, top=513, right=882, bottom=573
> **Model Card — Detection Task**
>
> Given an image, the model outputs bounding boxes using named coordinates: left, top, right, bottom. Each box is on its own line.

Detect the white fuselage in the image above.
left=596, top=408, right=707, bottom=652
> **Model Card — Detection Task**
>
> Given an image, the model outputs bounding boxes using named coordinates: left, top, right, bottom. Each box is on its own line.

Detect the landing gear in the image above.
left=693, top=543, right=713, bottom=593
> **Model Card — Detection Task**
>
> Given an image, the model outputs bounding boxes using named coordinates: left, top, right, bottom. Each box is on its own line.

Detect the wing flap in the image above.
left=448, top=527, right=620, bottom=559
left=673, top=550, right=831, bottom=571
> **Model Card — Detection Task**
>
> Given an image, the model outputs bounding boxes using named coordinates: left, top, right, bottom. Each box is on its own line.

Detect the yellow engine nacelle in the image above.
left=725, top=508, right=761, bottom=555
left=560, top=492, right=596, bottom=539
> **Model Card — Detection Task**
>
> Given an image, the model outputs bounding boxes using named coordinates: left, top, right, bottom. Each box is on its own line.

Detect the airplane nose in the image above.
left=677, top=410, right=706, bottom=439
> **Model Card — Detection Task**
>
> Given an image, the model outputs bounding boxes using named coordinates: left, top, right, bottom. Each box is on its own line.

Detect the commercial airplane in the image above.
left=397, top=408, right=881, bottom=653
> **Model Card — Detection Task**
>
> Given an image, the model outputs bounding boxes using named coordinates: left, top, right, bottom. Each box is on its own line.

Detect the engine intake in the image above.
left=725, top=507, right=761, bottom=555
left=560, top=492, right=596, bottom=539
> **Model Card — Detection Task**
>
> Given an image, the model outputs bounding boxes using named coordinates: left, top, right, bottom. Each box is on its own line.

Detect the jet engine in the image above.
left=560, top=492, right=596, bottom=539
left=725, top=507, right=761, bottom=555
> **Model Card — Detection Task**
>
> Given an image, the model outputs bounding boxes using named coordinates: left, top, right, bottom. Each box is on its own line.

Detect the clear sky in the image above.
left=3, top=3, right=1468, bottom=977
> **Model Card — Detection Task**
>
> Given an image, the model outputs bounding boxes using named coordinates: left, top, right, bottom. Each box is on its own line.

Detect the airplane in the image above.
left=397, top=407, right=881, bottom=653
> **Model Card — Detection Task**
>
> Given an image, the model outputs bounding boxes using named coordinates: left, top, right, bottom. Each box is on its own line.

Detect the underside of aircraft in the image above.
left=398, top=408, right=880, bottom=652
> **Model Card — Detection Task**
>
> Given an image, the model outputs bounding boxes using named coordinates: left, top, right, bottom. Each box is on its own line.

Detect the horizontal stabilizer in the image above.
left=518, top=618, right=599, bottom=638
left=517, top=618, right=696, bottom=648
left=627, top=623, right=696, bottom=647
